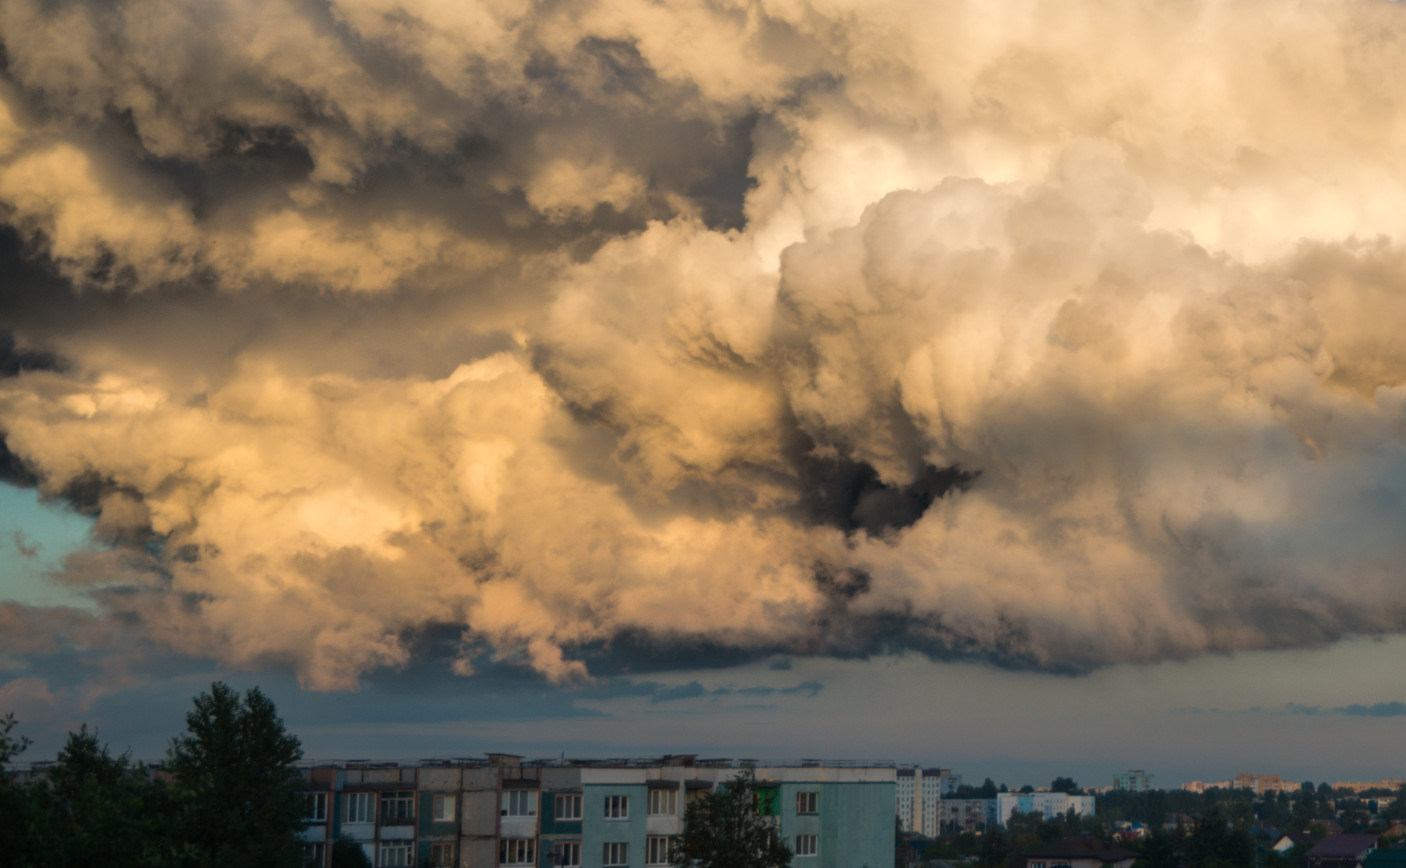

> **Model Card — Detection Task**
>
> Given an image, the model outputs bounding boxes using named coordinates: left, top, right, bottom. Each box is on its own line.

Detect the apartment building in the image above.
left=1234, top=774, right=1294, bottom=795
left=1112, top=771, right=1154, bottom=793
left=896, top=766, right=959, bottom=837
left=995, top=792, right=1097, bottom=827
left=297, top=755, right=896, bottom=868
left=940, top=798, right=998, bottom=833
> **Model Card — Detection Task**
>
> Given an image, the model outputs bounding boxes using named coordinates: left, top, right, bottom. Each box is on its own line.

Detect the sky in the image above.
left=3, top=0, right=1406, bottom=789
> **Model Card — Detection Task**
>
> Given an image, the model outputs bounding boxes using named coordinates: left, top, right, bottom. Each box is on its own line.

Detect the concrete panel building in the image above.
left=297, top=756, right=896, bottom=868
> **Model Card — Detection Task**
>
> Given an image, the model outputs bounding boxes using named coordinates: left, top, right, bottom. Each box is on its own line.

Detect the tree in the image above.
left=1186, top=805, right=1253, bottom=868
left=330, top=836, right=374, bottom=868
left=0, top=711, right=40, bottom=864
left=31, top=726, right=180, bottom=868
left=978, top=825, right=1008, bottom=868
left=165, top=683, right=306, bottom=868
left=673, top=769, right=792, bottom=868
left=1050, top=777, right=1079, bottom=795
left=0, top=712, right=29, bottom=767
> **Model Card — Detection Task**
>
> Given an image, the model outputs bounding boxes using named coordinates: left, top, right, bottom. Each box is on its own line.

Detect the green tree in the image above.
left=1186, top=805, right=1253, bottom=868
left=1050, top=777, right=1080, bottom=795
left=330, top=836, right=374, bottom=868
left=672, top=769, right=793, bottom=868
left=0, top=711, right=41, bottom=865
left=1136, top=825, right=1179, bottom=868
left=0, top=712, right=28, bottom=766
left=1383, top=783, right=1406, bottom=821
left=978, top=825, right=1007, bottom=868
left=166, top=683, right=306, bottom=868
left=896, top=817, right=913, bottom=868
left=31, top=726, right=181, bottom=868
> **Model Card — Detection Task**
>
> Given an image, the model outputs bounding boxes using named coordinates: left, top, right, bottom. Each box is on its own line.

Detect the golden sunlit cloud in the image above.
left=2, top=0, right=1406, bottom=690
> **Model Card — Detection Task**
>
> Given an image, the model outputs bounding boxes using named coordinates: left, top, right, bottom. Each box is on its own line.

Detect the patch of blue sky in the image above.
left=0, top=483, right=95, bottom=609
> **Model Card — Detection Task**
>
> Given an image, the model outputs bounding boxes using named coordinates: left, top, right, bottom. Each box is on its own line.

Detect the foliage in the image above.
left=330, top=836, right=374, bottom=868
left=673, top=769, right=793, bottom=868
left=1050, top=777, right=1080, bottom=795
left=165, top=682, right=307, bottom=868
left=31, top=726, right=180, bottom=868
left=0, top=712, right=39, bottom=866
left=1184, top=805, right=1254, bottom=868
left=0, top=712, right=30, bottom=767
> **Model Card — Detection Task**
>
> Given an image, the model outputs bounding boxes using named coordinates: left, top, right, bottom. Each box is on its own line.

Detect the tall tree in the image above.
left=0, top=712, right=28, bottom=767
left=1050, top=777, right=1080, bottom=795
left=0, top=711, right=40, bottom=866
left=35, top=726, right=179, bottom=868
left=165, top=683, right=306, bottom=868
left=672, top=769, right=793, bottom=868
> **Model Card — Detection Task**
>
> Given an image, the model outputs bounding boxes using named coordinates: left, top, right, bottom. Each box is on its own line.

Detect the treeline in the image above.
left=912, top=807, right=1266, bottom=868
left=906, top=778, right=1406, bottom=868
left=1099, top=782, right=1406, bottom=833
left=0, top=683, right=321, bottom=868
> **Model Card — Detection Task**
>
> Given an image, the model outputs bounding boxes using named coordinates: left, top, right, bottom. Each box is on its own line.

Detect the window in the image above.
left=503, top=789, right=537, bottom=816
left=429, top=843, right=455, bottom=868
left=302, top=842, right=326, bottom=867
left=382, top=790, right=415, bottom=822
left=648, top=789, right=677, bottom=816
left=344, top=792, right=375, bottom=824
left=303, top=791, right=328, bottom=822
left=380, top=843, right=413, bottom=867
left=795, top=835, right=818, bottom=858
left=603, top=843, right=629, bottom=866
left=796, top=792, right=818, bottom=815
left=604, top=795, right=629, bottom=819
left=646, top=837, right=673, bottom=865
left=556, top=793, right=582, bottom=821
left=555, top=842, right=581, bottom=868
left=433, top=794, right=457, bottom=822
left=500, top=839, right=535, bottom=865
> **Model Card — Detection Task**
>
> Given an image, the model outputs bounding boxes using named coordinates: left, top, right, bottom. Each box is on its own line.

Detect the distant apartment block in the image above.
left=297, top=755, right=896, bottom=868
left=940, top=798, right=998, bottom=833
left=896, top=766, right=960, bottom=837
left=1235, top=773, right=1294, bottom=795
left=1113, top=771, right=1154, bottom=792
left=1182, top=780, right=1232, bottom=794
left=1334, top=780, right=1406, bottom=795
left=996, top=792, right=1097, bottom=827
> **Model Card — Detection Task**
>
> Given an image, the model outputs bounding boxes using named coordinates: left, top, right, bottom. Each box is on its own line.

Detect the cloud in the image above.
left=1, top=0, right=1406, bottom=691
left=10, top=530, right=37, bottom=558
left=1288, top=702, right=1406, bottom=718
left=643, top=678, right=824, bottom=704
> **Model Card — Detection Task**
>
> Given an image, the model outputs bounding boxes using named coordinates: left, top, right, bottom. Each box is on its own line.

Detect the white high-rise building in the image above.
left=896, top=766, right=959, bottom=837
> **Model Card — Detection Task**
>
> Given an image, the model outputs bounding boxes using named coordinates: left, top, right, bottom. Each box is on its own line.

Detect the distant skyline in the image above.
left=5, top=0, right=1406, bottom=788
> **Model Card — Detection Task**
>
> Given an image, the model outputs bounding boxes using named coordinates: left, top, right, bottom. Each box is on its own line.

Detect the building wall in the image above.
left=995, top=793, right=1096, bottom=827
left=582, top=782, right=648, bottom=868
left=300, top=760, right=895, bottom=868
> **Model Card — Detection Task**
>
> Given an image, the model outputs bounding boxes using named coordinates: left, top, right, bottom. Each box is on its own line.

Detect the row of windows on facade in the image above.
left=301, top=841, right=452, bottom=868
left=501, top=834, right=819, bottom=866
left=304, top=790, right=822, bottom=824
left=302, top=833, right=821, bottom=868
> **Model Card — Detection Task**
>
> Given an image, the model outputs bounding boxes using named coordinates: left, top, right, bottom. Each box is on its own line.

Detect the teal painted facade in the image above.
left=540, top=787, right=585, bottom=868
left=582, top=784, right=648, bottom=868
left=778, top=781, right=895, bottom=868
left=417, top=790, right=459, bottom=867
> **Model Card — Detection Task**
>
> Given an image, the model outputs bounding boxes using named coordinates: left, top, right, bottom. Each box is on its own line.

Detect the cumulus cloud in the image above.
left=1, top=0, right=1406, bottom=690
